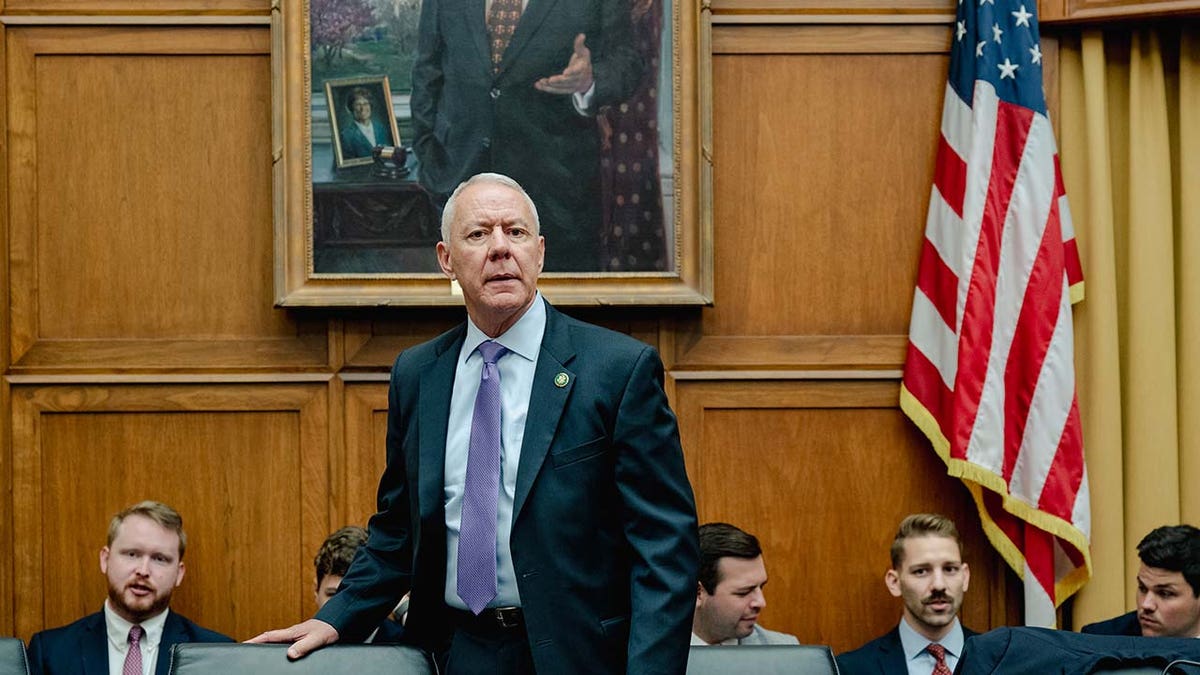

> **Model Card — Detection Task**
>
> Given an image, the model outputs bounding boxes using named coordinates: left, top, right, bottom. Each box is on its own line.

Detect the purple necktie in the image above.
left=457, top=340, right=508, bottom=614
left=123, top=625, right=144, bottom=675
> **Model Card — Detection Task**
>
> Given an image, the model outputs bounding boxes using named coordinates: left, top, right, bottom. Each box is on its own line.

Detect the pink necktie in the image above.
left=123, top=625, right=144, bottom=675
left=926, top=642, right=952, bottom=675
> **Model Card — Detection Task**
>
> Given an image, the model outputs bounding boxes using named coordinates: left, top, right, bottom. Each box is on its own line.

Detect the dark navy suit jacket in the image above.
left=315, top=300, right=700, bottom=674
left=27, top=609, right=232, bottom=675
left=1081, top=610, right=1142, bottom=636
left=836, top=623, right=978, bottom=675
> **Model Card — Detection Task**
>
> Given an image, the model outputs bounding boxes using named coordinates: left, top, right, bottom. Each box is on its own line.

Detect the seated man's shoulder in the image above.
left=30, top=611, right=100, bottom=643
left=1080, top=610, right=1141, bottom=636
left=836, top=629, right=899, bottom=669
left=171, top=613, right=234, bottom=642
left=741, top=624, right=800, bottom=645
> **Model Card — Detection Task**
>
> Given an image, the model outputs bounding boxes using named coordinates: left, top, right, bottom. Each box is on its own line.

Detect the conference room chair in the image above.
left=685, top=644, right=840, bottom=675
left=0, top=638, right=30, bottom=675
left=168, top=643, right=435, bottom=675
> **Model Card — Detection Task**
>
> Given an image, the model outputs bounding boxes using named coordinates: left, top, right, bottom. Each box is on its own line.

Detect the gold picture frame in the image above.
left=271, top=0, right=712, bottom=307
left=325, top=75, right=402, bottom=169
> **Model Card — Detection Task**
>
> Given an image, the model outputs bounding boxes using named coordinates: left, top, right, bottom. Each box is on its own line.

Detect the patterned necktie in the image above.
left=123, top=625, right=144, bottom=675
left=926, top=642, right=952, bottom=675
left=457, top=340, right=508, bottom=614
left=486, top=0, right=523, bottom=73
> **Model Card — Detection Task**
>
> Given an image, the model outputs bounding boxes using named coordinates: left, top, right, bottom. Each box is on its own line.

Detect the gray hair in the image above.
left=440, top=173, right=540, bottom=242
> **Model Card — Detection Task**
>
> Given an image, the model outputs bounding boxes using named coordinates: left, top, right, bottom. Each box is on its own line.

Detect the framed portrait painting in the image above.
left=272, top=0, right=712, bottom=306
left=325, top=76, right=402, bottom=168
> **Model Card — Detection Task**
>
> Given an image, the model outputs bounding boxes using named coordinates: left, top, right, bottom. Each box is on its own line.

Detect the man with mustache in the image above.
left=691, top=522, right=799, bottom=646
left=27, top=501, right=231, bottom=675
left=1082, top=524, right=1200, bottom=638
left=837, top=514, right=977, bottom=675
left=251, top=172, right=699, bottom=674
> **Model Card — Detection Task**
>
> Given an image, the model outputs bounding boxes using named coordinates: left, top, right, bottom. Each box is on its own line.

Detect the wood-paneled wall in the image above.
left=1, top=0, right=1022, bottom=655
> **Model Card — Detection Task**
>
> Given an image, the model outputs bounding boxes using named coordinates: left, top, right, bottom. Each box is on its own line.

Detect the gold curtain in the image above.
left=1058, top=25, right=1200, bottom=628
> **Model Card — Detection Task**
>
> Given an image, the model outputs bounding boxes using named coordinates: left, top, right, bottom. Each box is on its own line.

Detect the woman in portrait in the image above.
left=339, top=87, right=392, bottom=159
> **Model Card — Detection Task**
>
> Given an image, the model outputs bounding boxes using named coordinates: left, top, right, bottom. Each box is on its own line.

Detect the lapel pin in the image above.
left=554, top=372, right=569, bottom=388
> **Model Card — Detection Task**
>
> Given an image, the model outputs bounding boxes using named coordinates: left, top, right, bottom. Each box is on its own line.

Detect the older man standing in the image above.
left=253, top=172, right=699, bottom=674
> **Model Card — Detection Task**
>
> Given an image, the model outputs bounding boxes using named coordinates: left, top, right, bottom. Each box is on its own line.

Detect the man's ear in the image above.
left=885, top=569, right=902, bottom=598
left=99, top=547, right=110, bottom=575
left=436, top=241, right=455, bottom=279
left=696, top=582, right=706, bottom=607
left=175, top=561, right=186, bottom=587
left=961, top=562, right=970, bottom=593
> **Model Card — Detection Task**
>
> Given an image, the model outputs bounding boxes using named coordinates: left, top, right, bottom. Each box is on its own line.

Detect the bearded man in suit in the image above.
left=251, top=172, right=699, bottom=675
left=28, top=501, right=231, bottom=675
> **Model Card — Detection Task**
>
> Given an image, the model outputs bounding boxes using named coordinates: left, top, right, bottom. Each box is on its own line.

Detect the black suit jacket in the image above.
left=957, top=626, right=1200, bottom=675
left=27, top=609, right=232, bottom=675
left=1081, top=610, right=1142, bottom=636
left=316, top=300, right=700, bottom=674
left=409, top=0, right=642, bottom=270
left=836, top=623, right=978, bottom=675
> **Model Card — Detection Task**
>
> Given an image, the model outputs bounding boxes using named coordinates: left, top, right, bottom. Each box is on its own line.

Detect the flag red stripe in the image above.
left=952, top=102, right=1035, bottom=460
left=903, top=340, right=954, bottom=440
left=935, top=135, right=967, bottom=218
left=1063, top=237, right=1083, bottom=290
left=917, top=239, right=959, bottom=330
left=1001, top=198, right=1063, bottom=479
left=1024, top=527, right=1057, bottom=597
left=1037, top=396, right=1085, bottom=521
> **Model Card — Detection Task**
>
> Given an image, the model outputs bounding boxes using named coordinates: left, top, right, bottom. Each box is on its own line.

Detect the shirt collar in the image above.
left=897, top=614, right=964, bottom=662
left=462, top=292, right=546, bottom=364
left=104, top=600, right=170, bottom=651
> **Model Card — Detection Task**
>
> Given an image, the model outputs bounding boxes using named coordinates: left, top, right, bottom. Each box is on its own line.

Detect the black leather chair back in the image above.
left=0, top=638, right=30, bottom=675
left=686, top=644, right=840, bottom=675
left=168, top=643, right=435, bottom=675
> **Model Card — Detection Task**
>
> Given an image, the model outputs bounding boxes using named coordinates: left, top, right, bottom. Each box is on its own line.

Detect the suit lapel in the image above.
left=155, top=612, right=186, bottom=675
left=880, top=626, right=906, bottom=674
left=418, top=329, right=463, bottom=520
left=81, top=612, right=108, bottom=675
left=499, top=0, right=561, bottom=74
left=512, top=303, right=574, bottom=520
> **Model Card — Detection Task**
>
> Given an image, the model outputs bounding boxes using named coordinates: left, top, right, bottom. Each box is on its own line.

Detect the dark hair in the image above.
left=1137, top=525, right=1200, bottom=597
left=344, top=87, right=373, bottom=113
left=108, top=500, right=187, bottom=559
left=314, top=526, right=368, bottom=584
left=697, top=523, right=762, bottom=594
left=890, top=513, right=961, bottom=569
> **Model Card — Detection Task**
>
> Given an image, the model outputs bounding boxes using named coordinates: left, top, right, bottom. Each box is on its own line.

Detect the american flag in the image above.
left=899, top=0, right=1091, bottom=626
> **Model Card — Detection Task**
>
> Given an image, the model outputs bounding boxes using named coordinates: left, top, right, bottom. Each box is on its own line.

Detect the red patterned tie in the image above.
left=123, top=625, right=144, bottom=675
left=486, top=0, right=523, bottom=73
left=926, top=643, right=952, bottom=675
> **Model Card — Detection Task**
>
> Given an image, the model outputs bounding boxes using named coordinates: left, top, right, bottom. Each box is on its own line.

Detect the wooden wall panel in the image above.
left=338, top=380, right=389, bottom=529
left=9, top=383, right=329, bottom=641
left=675, top=379, right=1020, bottom=652
left=5, top=26, right=327, bottom=373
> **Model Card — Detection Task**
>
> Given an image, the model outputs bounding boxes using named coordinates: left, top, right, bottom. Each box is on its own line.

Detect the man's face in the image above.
left=99, top=514, right=185, bottom=624
left=693, top=555, right=768, bottom=644
left=885, top=535, right=969, bottom=641
left=1136, top=563, right=1200, bottom=637
left=315, top=574, right=342, bottom=610
left=436, top=181, right=544, bottom=337
left=351, top=96, right=372, bottom=123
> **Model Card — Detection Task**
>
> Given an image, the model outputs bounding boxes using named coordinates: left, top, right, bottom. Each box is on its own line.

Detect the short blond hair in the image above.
left=107, top=500, right=187, bottom=559
left=890, top=513, right=960, bottom=569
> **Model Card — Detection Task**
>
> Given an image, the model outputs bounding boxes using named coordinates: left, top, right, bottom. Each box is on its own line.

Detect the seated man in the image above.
left=27, top=500, right=231, bottom=675
left=1082, top=524, right=1200, bottom=638
left=313, top=525, right=405, bottom=643
left=837, top=513, right=977, bottom=675
left=691, top=522, right=799, bottom=645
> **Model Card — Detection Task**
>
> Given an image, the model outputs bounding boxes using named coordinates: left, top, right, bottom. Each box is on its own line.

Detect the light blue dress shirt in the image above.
left=443, top=294, right=546, bottom=610
left=898, top=616, right=965, bottom=675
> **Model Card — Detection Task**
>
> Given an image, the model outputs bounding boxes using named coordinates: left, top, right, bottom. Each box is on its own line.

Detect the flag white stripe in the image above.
left=926, top=187, right=965, bottom=284
left=957, top=84, right=1000, bottom=338
left=909, top=290, right=960, bottom=389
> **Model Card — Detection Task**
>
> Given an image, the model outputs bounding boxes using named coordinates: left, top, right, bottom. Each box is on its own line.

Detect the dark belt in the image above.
left=450, top=606, right=526, bottom=635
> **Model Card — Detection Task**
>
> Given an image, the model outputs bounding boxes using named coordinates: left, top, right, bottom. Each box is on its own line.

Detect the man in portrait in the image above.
left=338, top=86, right=392, bottom=160
left=27, top=501, right=232, bottom=675
left=409, top=0, right=643, bottom=272
left=251, top=172, right=699, bottom=674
